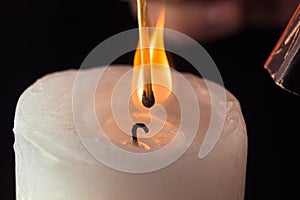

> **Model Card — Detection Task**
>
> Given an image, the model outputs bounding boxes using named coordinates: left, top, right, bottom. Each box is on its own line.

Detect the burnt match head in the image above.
left=142, top=90, right=155, bottom=108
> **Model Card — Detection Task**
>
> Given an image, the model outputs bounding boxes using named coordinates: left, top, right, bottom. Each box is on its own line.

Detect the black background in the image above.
left=1, top=1, right=299, bottom=200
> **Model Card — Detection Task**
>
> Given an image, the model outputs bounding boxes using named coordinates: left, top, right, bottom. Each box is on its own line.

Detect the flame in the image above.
left=132, top=8, right=172, bottom=107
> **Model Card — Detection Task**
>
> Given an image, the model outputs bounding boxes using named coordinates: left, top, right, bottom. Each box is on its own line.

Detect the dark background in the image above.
left=1, top=1, right=299, bottom=200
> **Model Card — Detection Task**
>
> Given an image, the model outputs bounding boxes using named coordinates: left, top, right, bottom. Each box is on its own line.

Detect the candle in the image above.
left=14, top=65, right=247, bottom=200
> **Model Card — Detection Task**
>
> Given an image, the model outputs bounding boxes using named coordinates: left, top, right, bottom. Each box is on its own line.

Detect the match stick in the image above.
left=136, top=0, right=155, bottom=108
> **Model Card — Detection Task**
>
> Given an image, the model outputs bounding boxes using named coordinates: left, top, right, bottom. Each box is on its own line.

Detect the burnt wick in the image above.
left=131, top=123, right=149, bottom=146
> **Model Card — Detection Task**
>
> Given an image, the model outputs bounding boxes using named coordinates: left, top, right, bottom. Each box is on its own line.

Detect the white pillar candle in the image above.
left=14, top=66, right=247, bottom=200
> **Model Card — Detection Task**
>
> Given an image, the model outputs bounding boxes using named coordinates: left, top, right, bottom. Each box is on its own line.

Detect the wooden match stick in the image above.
left=137, top=0, right=155, bottom=108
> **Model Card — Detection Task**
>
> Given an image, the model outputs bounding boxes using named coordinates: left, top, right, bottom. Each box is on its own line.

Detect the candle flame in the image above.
left=132, top=7, right=172, bottom=107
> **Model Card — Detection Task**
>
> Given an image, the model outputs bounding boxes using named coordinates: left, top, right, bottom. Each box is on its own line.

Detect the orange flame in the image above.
left=132, top=8, right=172, bottom=107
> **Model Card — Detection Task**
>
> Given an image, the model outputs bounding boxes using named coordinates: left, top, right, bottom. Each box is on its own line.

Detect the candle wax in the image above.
left=14, top=66, right=247, bottom=200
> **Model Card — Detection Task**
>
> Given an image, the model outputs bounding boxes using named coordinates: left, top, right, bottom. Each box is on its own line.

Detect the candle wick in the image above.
left=131, top=123, right=149, bottom=146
